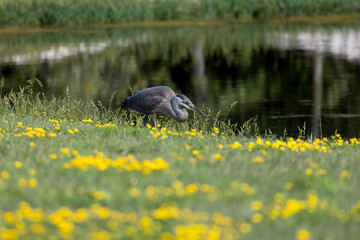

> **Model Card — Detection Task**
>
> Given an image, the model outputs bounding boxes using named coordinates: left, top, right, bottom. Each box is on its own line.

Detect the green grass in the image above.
left=0, top=0, right=359, bottom=27
left=0, top=82, right=360, bottom=239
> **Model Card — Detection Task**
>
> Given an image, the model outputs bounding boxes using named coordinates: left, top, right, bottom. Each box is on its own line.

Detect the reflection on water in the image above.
left=1, top=23, right=360, bottom=138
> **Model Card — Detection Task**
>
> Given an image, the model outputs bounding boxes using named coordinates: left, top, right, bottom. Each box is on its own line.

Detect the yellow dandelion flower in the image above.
left=1, top=170, right=10, bottom=180
left=91, top=191, right=106, bottom=200
left=250, top=201, right=263, bottom=211
left=284, top=182, right=293, bottom=190
left=50, top=154, right=58, bottom=159
left=106, top=220, right=119, bottom=231
left=68, top=129, right=74, bottom=134
left=239, top=222, right=251, bottom=234
left=18, top=178, right=27, bottom=187
left=252, top=157, right=264, bottom=163
left=3, top=212, right=15, bottom=224
left=29, top=169, right=37, bottom=175
left=48, top=132, right=57, bottom=137
left=31, top=224, right=46, bottom=234
left=129, top=188, right=141, bottom=197
left=340, top=170, right=351, bottom=179
left=214, top=153, right=224, bottom=161
left=61, top=148, right=70, bottom=154
left=14, top=161, right=22, bottom=168
left=296, top=229, right=311, bottom=240
left=189, top=158, right=197, bottom=164
left=256, top=138, right=264, bottom=146
left=316, top=169, right=327, bottom=175
left=29, top=178, right=38, bottom=188
left=251, top=213, right=263, bottom=223
left=74, top=129, right=79, bottom=132
left=0, top=229, right=18, bottom=240
left=89, top=231, right=111, bottom=240
left=30, top=142, right=35, bottom=147
left=305, top=168, right=313, bottom=175
left=160, top=232, right=173, bottom=240
left=192, top=150, right=200, bottom=155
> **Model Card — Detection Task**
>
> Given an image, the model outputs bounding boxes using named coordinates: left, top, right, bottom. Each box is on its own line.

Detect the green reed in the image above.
left=0, top=0, right=359, bottom=27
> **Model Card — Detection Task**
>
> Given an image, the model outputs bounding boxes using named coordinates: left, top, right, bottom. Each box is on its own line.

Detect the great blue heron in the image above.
left=121, top=86, right=206, bottom=126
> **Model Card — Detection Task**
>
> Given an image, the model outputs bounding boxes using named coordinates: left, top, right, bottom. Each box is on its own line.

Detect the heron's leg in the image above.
left=152, top=113, right=157, bottom=128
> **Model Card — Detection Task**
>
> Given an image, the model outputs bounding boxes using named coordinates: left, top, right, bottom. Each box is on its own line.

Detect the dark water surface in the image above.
left=1, top=23, right=360, bottom=138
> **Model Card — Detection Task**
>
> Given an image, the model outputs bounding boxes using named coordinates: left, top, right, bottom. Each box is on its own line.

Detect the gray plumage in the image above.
left=122, top=86, right=206, bottom=126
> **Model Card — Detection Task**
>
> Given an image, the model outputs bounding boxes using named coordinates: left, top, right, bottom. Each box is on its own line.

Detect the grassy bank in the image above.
left=0, top=0, right=359, bottom=27
left=0, top=84, right=360, bottom=239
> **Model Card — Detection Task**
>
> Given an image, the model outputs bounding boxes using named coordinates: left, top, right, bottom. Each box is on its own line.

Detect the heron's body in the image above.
left=122, top=86, right=205, bottom=126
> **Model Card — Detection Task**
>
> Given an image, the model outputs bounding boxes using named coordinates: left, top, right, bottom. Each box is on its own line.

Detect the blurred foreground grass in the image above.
left=0, top=0, right=359, bottom=27
left=0, top=83, right=360, bottom=240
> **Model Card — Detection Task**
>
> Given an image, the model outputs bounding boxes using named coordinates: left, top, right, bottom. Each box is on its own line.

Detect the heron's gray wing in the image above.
left=127, top=87, right=174, bottom=115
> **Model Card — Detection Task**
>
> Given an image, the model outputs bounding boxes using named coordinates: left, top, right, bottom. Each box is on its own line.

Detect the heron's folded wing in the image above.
left=127, top=92, right=164, bottom=115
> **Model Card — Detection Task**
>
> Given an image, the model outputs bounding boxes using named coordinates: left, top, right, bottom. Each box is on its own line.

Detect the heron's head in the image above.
left=176, top=94, right=206, bottom=118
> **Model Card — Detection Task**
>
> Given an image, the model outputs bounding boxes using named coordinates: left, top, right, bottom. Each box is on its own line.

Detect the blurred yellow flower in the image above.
left=129, top=188, right=141, bottom=197
left=48, top=132, right=57, bottom=137
left=18, top=178, right=27, bottom=187
left=1, top=170, right=10, bottom=180
left=340, top=170, right=351, bottom=179
left=31, top=223, right=46, bottom=234
left=251, top=213, right=263, bottom=223
left=296, top=229, right=311, bottom=240
left=0, top=229, right=18, bottom=240
left=29, top=169, right=37, bottom=175
left=91, top=191, right=106, bottom=200
left=61, top=148, right=70, bottom=154
left=29, top=178, right=38, bottom=188
left=284, top=182, right=294, bottom=190
left=90, top=231, right=111, bottom=240
left=252, top=157, right=264, bottom=163
left=192, top=150, right=200, bottom=155
left=14, top=161, right=22, bottom=168
left=239, top=222, right=251, bottom=234
left=214, top=153, right=224, bottom=161
left=250, top=201, right=263, bottom=211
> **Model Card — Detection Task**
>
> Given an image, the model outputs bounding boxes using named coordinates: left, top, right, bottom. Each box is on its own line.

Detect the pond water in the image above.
left=1, top=22, right=360, bottom=138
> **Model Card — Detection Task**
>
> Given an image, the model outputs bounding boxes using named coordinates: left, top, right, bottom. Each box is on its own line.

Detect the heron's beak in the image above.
left=189, top=104, right=207, bottom=118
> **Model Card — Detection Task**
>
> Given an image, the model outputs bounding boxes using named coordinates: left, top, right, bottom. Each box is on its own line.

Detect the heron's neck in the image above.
left=170, top=97, right=188, bottom=122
